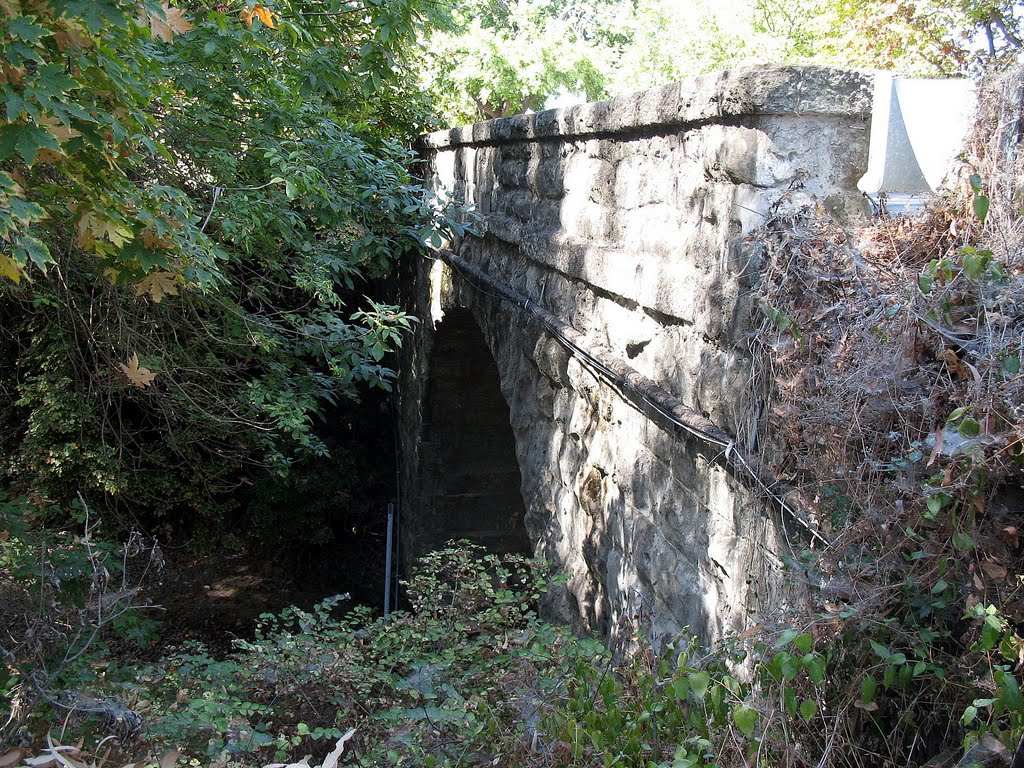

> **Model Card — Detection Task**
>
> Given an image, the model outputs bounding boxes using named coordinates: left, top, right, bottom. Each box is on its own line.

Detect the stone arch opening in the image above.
left=416, top=308, right=530, bottom=556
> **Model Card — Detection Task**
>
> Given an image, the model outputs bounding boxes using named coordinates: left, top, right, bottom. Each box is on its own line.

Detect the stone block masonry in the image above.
left=399, top=65, right=872, bottom=646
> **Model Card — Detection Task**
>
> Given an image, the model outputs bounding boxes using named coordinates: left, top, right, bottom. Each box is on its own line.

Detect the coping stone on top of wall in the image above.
left=421, top=65, right=874, bottom=150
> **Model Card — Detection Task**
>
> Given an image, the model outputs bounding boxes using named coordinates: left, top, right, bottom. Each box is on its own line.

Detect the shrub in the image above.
left=0, top=493, right=162, bottom=748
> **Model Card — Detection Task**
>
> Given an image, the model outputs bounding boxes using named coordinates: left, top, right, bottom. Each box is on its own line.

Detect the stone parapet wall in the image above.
left=402, top=65, right=873, bottom=643
left=422, top=66, right=871, bottom=148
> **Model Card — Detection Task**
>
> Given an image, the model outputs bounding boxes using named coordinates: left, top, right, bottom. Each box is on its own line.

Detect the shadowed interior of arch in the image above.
left=417, top=308, right=531, bottom=556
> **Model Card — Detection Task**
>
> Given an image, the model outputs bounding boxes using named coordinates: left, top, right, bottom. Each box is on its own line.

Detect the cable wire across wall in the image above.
left=432, top=247, right=831, bottom=549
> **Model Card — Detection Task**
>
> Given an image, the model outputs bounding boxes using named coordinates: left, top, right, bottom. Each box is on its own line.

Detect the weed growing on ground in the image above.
left=3, top=532, right=1023, bottom=767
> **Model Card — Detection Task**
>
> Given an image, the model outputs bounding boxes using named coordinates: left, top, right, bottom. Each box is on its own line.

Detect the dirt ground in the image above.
left=145, top=547, right=354, bottom=656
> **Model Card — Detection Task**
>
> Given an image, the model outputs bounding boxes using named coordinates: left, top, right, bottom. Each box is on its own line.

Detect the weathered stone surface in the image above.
left=402, top=66, right=873, bottom=646
left=421, top=64, right=872, bottom=151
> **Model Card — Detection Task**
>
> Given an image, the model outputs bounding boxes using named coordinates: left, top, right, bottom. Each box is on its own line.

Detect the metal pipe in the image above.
left=384, top=501, right=394, bottom=617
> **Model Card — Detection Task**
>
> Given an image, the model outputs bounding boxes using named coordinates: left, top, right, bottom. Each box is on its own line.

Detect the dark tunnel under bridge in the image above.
left=413, top=307, right=531, bottom=557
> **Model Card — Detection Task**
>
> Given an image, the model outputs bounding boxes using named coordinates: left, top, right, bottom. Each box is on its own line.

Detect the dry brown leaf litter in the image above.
left=747, top=65, right=1024, bottom=621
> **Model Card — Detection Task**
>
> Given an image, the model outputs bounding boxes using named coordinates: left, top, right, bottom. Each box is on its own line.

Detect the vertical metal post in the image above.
left=384, top=501, right=394, bottom=617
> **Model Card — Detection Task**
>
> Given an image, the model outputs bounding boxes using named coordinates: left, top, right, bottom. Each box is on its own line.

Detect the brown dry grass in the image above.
left=750, top=65, right=1024, bottom=543
left=744, top=64, right=1024, bottom=766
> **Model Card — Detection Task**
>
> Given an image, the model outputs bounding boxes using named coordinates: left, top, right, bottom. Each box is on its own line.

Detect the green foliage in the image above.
left=420, top=0, right=1022, bottom=127
left=0, top=492, right=161, bottom=746
left=595, top=0, right=835, bottom=95
left=826, top=0, right=1023, bottom=75
left=6, top=537, right=1024, bottom=766
left=124, top=542, right=570, bottom=763
left=419, top=0, right=866, bottom=125
left=0, top=0, right=467, bottom=525
left=422, top=0, right=609, bottom=124
left=759, top=302, right=801, bottom=341
left=29, top=542, right=832, bottom=766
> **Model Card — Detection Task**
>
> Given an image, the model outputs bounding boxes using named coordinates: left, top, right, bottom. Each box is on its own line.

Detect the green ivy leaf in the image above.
left=958, top=417, right=981, bottom=438
left=952, top=531, right=974, bottom=551
left=997, top=671, right=1021, bottom=710
left=804, top=654, right=825, bottom=684
left=861, top=674, right=877, bottom=705
left=962, top=252, right=984, bottom=281
left=775, top=629, right=800, bottom=647
left=688, top=671, right=709, bottom=700
left=973, top=194, right=990, bottom=222
left=780, top=652, right=800, bottom=681
left=883, top=664, right=896, bottom=688
left=732, top=704, right=757, bottom=737
left=783, top=686, right=797, bottom=717
left=800, top=699, right=817, bottom=722
left=947, top=406, right=969, bottom=421
left=793, top=633, right=813, bottom=654
left=670, top=676, right=689, bottom=700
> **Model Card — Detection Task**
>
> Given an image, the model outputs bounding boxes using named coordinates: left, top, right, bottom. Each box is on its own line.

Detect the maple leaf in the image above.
left=40, top=113, right=83, bottom=144
left=0, top=62, right=25, bottom=85
left=142, top=228, right=173, bottom=250
left=7, top=197, right=44, bottom=229
left=241, top=5, right=278, bottom=28
left=118, top=353, right=157, bottom=388
left=0, top=122, right=62, bottom=166
left=136, top=2, right=194, bottom=43
left=76, top=210, right=134, bottom=250
left=0, top=254, right=25, bottom=283
left=164, top=5, right=193, bottom=34
left=53, top=19, right=93, bottom=51
left=134, top=271, right=181, bottom=303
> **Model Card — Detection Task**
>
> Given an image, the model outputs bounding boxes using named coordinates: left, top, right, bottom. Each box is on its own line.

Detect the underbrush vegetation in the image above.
left=0, top=532, right=921, bottom=767
left=2, top=532, right=1022, bottom=768
left=0, top=492, right=163, bottom=749
left=743, top=67, right=1024, bottom=766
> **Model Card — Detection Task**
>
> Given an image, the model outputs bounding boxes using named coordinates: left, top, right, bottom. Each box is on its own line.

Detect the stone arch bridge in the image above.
left=396, top=66, right=872, bottom=645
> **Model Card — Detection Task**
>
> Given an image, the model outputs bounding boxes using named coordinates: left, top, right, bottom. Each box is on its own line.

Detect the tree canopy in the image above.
left=421, top=0, right=1024, bottom=124
left=420, top=0, right=609, bottom=125
left=828, top=0, right=1023, bottom=74
left=0, top=0, right=466, bottom=524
